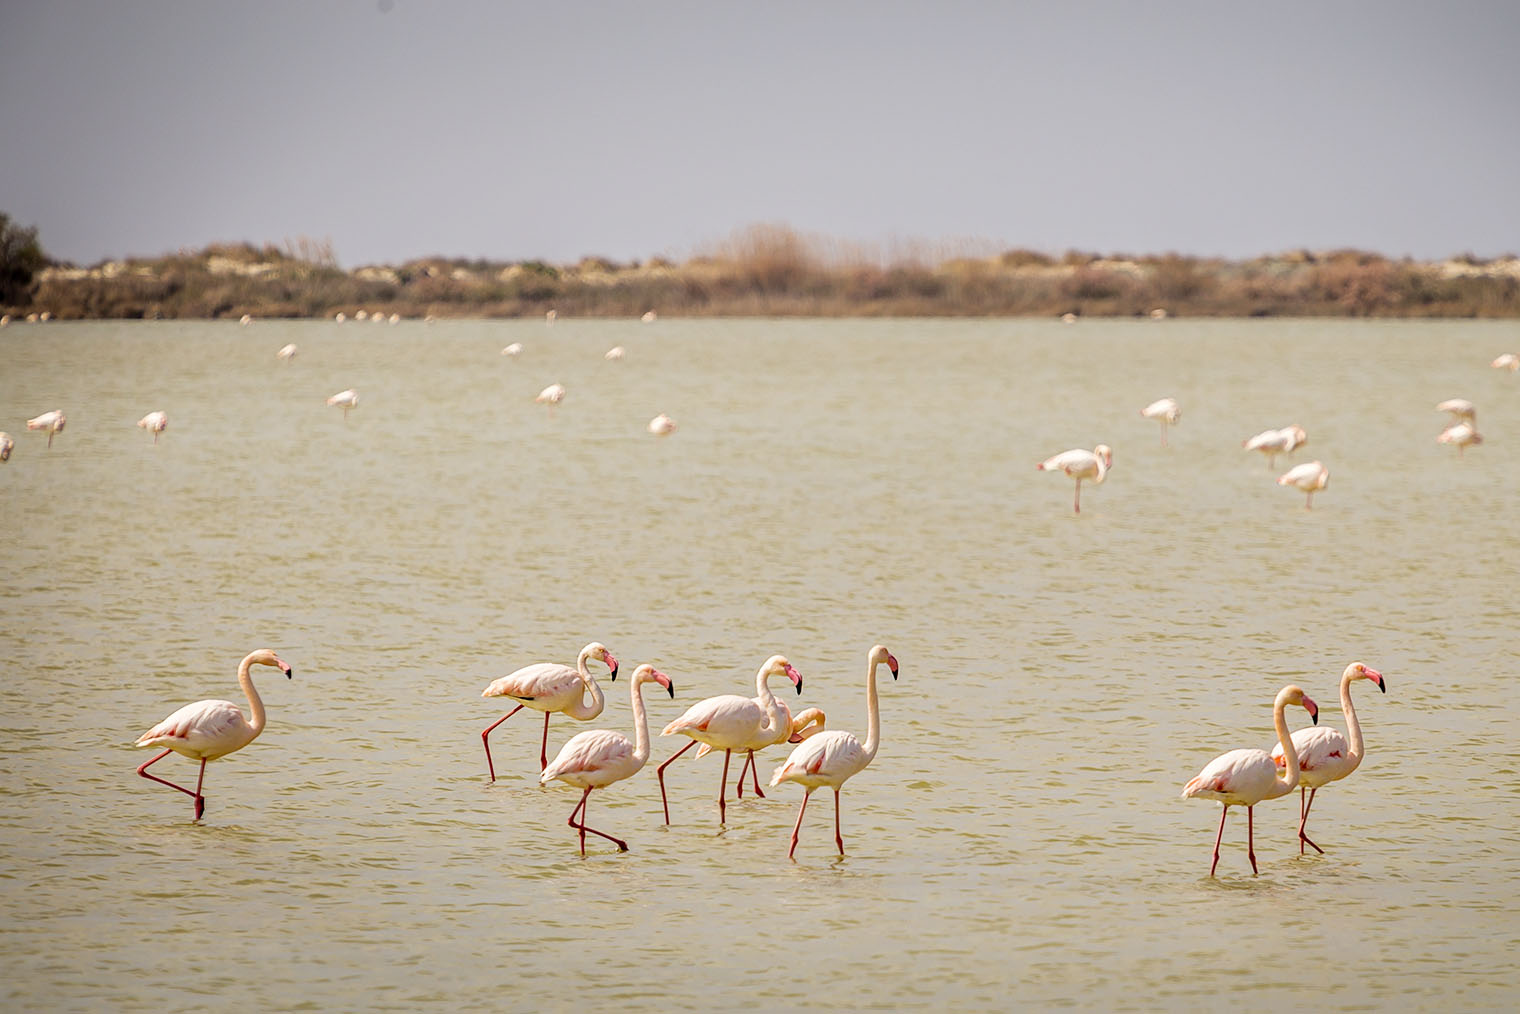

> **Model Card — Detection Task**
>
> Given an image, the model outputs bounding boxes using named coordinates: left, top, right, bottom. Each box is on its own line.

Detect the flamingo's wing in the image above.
left=1272, top=725, right=1348, bottom=773
left=1038, top=449, right=1095, bottom=474
left=769, top=730, right=867, bottom=785
left=135, top=699, right=249, bottom=754
left=541, top=729, right=634, bottom=781
left=1181, top=747, right=1276, bottom=802
left=482, top=662, right=578, bottom=700
left=1244, top=429, right=1285, bottom=451
left=660, top=694, right=759, bottom=742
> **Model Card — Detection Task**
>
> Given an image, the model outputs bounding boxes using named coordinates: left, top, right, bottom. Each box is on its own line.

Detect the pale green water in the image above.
left=1, top=317, right=1517, bottom=1011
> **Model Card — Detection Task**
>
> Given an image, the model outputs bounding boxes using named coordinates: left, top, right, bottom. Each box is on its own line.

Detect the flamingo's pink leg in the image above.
left=1209, top=805, right=1229, bottom=877
left=735, top=751, right=752, bottom=798
left=568, top=787, right=627, bottom=854
left=786, top=789, right=813, bottom=859
left=538, top=711, right=552, bottom=772
left=1298, top=787, right=1324, bottom=855
left=717, top=749, right=732, bottom=824
left=1074, top=478, right=1082, bottom=515
left=136, top=749, right=207, bottom=820
left=481, top=704, right=526, bottom=783
left=1246, top=805, right=1259, bottom=874
left=656, top=739, right=697, bottom=824
left=833, top=788, right=846, bottom=855
left=747, top=750, right=765, bottom=798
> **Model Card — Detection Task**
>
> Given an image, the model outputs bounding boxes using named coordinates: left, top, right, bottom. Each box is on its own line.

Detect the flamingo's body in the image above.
left=658, top=655, right=803, bottom=824
left=770, top=645, right=899, bottom=858
left=0, top=432, right=13, bottom=462
left=26, top=409, right=66, bottom=447
left=1270, top=662, right=1385, bottom=854
left=1277, top=460, right=1329, bottom=508
left=641, top=310, right=657, bottom=323
left=277, top=343, right=298, bottom=361
left=1243, top=425, right=1308, bottom=468
left=134, top=648, right=294, bottom=820
left=605, top=346, right=626, bottom=361
left=1036, top=444, right=1112, bottom=514
left=1140, top=398, right=1181, bottom=446
left=1181, top=684, right=1318, bottom=876
left=480, top=642, right=618, bottom=779
left=647, top=414, right=676, bottom=436
left=326, top=389, right=359, bottom=420
left=137, top=411, right=168, bottom=443
left=502, top=343, right=523, bottom=357
left=536, top=383, right=566, bottom=416
left=697, top=703, right=827, bottom=798
left=1435, top=398, right=1476, bottom=424
left=1437, top=421, right=1483, bottom=455
left=1492, top=353, right=1519, bottom=371
left=545, top=309, right=557, bottom=324
left=540, top=664, right=675, bottom=854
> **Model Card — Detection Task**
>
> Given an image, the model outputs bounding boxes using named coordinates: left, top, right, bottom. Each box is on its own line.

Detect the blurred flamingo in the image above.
left=1036, top=444, right=1112, bottom=514
left=26, top=409, right=66, bottom=447
left=647, top=414, right=676, bottom=436
left=326, top=389, right=359, bottom=420
left=1492, top=353, right=1519, bottom=371
left=1140, top=398, right=1181, bottom=446
left=1435, top=398, right=1476, bottom=424
left=536, top=383, right=566, bottom=416
left=0, top=432, right=13, bottom=462
left=277, top=343, right=298, bottom=361
left=137, top=411, right=168, bottom=443
left=1437, top=421, right=1482, bottom=456
left=1243, top=424, right=1308, bottom=469
left=1277, top=460, right=1329, bottom=508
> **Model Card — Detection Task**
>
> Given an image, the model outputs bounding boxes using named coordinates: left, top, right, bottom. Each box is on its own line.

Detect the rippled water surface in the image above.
left=2, top=317, right=1518, bottom=1011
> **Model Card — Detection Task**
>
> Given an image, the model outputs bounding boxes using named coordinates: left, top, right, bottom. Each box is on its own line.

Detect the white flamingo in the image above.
left=326, top=389, right=359, bottom=420
left=1243, top=425, right=1308, bottom=469
left=540, top=663, right=675, bottom=855
left=1277, top=460, right=1329, bottom=508
left=1181, top=684, right=1319, bottom=876
left=1140, top=398, right=1181, bottom=446
left=1036, top=444, right=1112, bottom=514
left=501, top=343, right=523, bottom=357
left=770, top=645, right=900, bottom=858
left=137, top=411, right=168, bottom=443
left=1492, top=353, right=1519, bottom=371
left=545, top=309, right=557, bottom=325
left=641, top=310, right=657, bottom=323
left=479, top=642, right=619, bottom=779
left=239, top=314, right=253, bottom=326
left=657, top=655, right=803, bottom=824
left=1437, top=421, right=1483, bottom=456
left=1270, top=662, right=1386, bottom=854
left=26, top=409, right=66, bottom=447
left=605, top=346, right=626, bottom=361
left=1435, top=398, right=1476, bottom=424
left=134, top=648, right=294, bottom=820
left=277, top=343, right=298, bottom=361
left=536, top=383, right=566, bottom=416
left=0, top=432, right=13, bottom=462
left=647, top=414, right=676, bottom=436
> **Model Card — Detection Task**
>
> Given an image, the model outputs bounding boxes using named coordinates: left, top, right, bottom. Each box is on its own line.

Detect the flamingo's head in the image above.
left=761, top=655, right=803, bottom=694
left=869, top=644, right=899, bottom=680
left=639, top=667, right=674, bottom=698
left=1095, top=445, right=1113, bottom=469
left=1348, top=662, right=1386, bottom=693
left=586, top=642, right=619, bottom=681
left=1280, top=684, right=1318, bottom=725
left=250, top=648, right=294, bottom=679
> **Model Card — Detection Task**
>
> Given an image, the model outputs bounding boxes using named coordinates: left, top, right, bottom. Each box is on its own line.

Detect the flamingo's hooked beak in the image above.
left=786, top=664, right=803, bottom=694
left=278, top=659, right=293, bottom=679
left=1369, top=667, right=1386, bottom=693
left=1304, top=696, right=1319, bottom=725
left=887, top=654, right=900, bottom=680
left=607, top=654, right=620, bottom=682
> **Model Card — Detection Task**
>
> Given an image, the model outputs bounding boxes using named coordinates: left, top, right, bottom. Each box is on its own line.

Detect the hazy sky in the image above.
left=3, top=1, right=1517, bottom=268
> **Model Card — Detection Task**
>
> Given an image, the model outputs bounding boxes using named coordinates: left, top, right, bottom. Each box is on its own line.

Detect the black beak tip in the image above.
left=610, top=665, right=619, bottom=681
left=795, top=680, right=803, bottom=695
left=666, top=683, right=676, bottom=699
left=890, top=666, right=899, bottom=680
left=1379, top=680, right=1387, bottom=693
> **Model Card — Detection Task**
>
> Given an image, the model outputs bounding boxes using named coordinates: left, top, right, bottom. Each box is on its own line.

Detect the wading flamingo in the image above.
left=1140, top=398, right=1181, bottom=446
left=277, top=343, right=298, bottom=361
left=1437, top=421, right=1483, bottom=456
left=501, top=343, right=523, bottom=357
left=546, top=309, right=557, bottom=324
left=134, top=648, right=294, bottom=820
left=536, top=383, right=566, bottom=416
left=540, top=663, right=675, bottom=855
left=1036, top=445, right=1112, bottom=514
left=1492, top=353, right=1519, bottom=371
left=657, top=655, right=803, bottom=824
left=1277, top=460, right=1329, bottom=508
left=137, top=411, right=168, bottom=443
left=1243, top=425, right=1307, bottom=469
left=326, top=389, right=359, bottom=420
left=0, top=432, right=13, bottom=461
left=26, top=409, right=66, bottom=447
left=770, top=645, right=899, bottom=858
left=479, top=642, right=618, bottom=780
left=1435, top=398, right=1476, bottom=424
left=1270, top=662, right=1385, bottom=854
left=605, top=346, right=626, bottom=361
left=647, top=414, right=676, bottom=436
left=1181, top=684, right=1318, bottom=876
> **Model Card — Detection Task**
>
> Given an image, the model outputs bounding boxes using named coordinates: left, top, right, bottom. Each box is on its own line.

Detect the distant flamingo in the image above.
left=0, top=432, right=13, bottom=462
left=501, top=343, right=523, bottom=357
left=1244, top=425, right=1308, bottom=469
left=536, top=383, right=566, bottom=416
left=658, top=655, right=803, bottom=824
left=479, top=641, right=619, bottom=780
left=137, top=411, right=168, bottom=443
left=277, top=343, right=298, bottom=361
left=641, top=310, right=657, bottom=323
left=1181, top=684, right=1318, bottom=876
left=326, top=389, right=359, bottom=420
left=647, top=413, right=676, bottom=436
left=1492, top=353, right=1519, bottom=371
left=1036, top=444, right=1112, bottom=514
left=1435, top=398, right=1476, bottom=424
left=1277, top=460, right=1329, bottom=508
left=545, top=309, right=557, bottom=324
left=1140, top=398, right=1181, bottom=446
left=134, top=648, right=294, bottom=820
left=770, top=645, right=900, bottom=858
left=605, top=346, right=626, bottom=361
left=1270, top=662, right=1386, bottom=854
left=1437, top=421, right=1483, bottom=456
left=540, top=663, right=675, bottom=855
left=26, top=409, right=66, bottom=447
left=239, top=314, right=253, bottom=326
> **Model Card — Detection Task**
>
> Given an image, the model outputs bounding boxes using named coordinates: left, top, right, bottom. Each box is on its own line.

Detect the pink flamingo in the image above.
left=1435, top=398, right=1476, bottom=424
left=1277, top=460, right=1329, bottom=508
left=134, top=648, right=294, bottom=820
left=326, top=389, right=359, bottom=420
left=26, top=409, right=66, bottom=447
left=1492, top=353, right=1519, bottom=371
left=0, top=432, right=13, bottom=462
left=1036, top=444, right=1112, bottom=514
left=540, top=663, right=675, bottom=855
left=1181, top=684, right=1318, bottom=876
left=535, top=383, right=566, bottom=417
left=1270, top=662, right=1385, bottom=854
left=479, top=642, right=618, bottom=780
left=1243, top=424, right=1307, bottom=469
left=137, top=411, right=168, bottom=443
left=657, top=654, right=803, bottom=824
left=1140, top=398, right=1181, bottom=446
left=770, top=645, right=899, bottom=858
left=1437, top=421, right=1483, bottom=456
left=712, top=703, right=828, bottom=800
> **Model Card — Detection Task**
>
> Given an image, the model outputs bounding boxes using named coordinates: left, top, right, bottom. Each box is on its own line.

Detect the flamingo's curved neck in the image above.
left=1268, top=696, right=1300, bottom=799
left=754, top=667, right=787, bottom=737
left=566, top=648, right=605, bottom=720
left=239, top=654, right=267, bottom=737
left=861, top=658, right=883, bottom=763
left=1340, top=672, right=1366, bottom=770
left=630, top=678, right=653, bottom=765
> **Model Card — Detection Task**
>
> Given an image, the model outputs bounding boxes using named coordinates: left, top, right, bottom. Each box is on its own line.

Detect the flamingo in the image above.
left=546, top=309, right=557, bottom=324
left=134, top=648, right=294, bottom=820
left=641, top=310, right=657, bottom=323
left=326, top=389, right=359, bottom=420
left=334, top=312, right=347, bottom=323
left=1270, top=662, right=1386, bottom=854
left=1492, top=353, right=1519, bottom=371
left=657, top=655, right=803, bottom=824
left=1435, top=399, right=1476, bottom=424
left=1437, top=421, right=1483, bottom=456
left=647, top=414, right=676, bottom=436
left=1277, top=460, right=1329, bottom=508
left=1180, top=684, right=1319, bottom=876
left=26, top=409, right=66, bottom=447
left=540, top=663, right=675, bottom=855
left=137, top=411, right=168, bottom=443
left=277, top=343, right=298, bottom=361
left=239, top=314, right=253, bottom=326
left=605, top=346, right=626, bottom=361
left=770, top=645, right=900, bottom=858
left=1036, top=444, right=1112, bottom=514
left=1243, top=425, right=1308, bottom=469
left=1140, top=398, right=1181, bottom=446
left=711, top=703, right=827, bottom=801
left=0, top=432, right=13, bottom=462
left=536, top=383, right=566, bottom=416
left=479, top=641, right=618, bottom=780
left=501, top=343, right=523, bottom=357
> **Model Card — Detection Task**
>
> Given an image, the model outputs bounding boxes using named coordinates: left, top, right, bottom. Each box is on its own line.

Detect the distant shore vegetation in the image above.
left=4, top=219, right=1519, bottom=321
